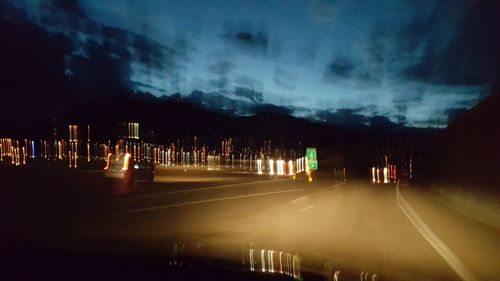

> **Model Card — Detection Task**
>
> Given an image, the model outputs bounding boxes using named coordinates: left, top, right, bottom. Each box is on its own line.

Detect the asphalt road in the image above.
left=1, top=166, right=499, bottom=281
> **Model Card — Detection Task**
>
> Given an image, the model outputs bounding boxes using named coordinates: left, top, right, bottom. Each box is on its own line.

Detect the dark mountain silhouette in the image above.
left=438, top=90, right=500, bottom=188
left=59, top=96, right=352, bottom=148
left=2, top=86, right=432, bottom=151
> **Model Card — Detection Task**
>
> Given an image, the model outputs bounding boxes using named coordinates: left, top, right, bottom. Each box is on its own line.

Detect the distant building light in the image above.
left=383, top=167, right=389, bottom=184
left=277, top=160, right=285, bottom=175
left=118, top=122, right=140, bottom=140
left=257, top=159, right=263, bottom=175
left=371, top=167, right=376, bottom=183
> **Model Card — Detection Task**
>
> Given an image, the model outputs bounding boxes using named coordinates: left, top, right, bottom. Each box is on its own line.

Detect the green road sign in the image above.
left=306, top=147, right=318, bottom=170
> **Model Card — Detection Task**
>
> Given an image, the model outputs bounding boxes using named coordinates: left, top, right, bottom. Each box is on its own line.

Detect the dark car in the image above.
left=104, top=152, right=155, bottom=183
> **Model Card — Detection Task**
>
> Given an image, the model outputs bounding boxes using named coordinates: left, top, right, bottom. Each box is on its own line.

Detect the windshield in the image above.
left=1, top=1, right=499, bottom=281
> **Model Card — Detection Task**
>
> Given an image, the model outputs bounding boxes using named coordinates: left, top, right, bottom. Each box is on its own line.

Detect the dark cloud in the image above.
left=235, top=32, right=267, bottom=47
left=235, top=75, right=263, bottom=90
left=314, top=107, right=404, bottom=129
left=32, top=0, right=191, bottom=96
left=396, top=7, right=438, bottom=54
left=324, top=57, right=354, bottom=81
left=323, top=52, right=382, bottom=87
left=208, top=77, right=229, bottom=89
left=133, top=81, right=166, bottom=93
left=399, top=0, right=500, bottom=87
left=0, top=2, right=71, bottom=106
left=99, top=34, right=132, bottom=61
left=234, top=87, right=264, bottom=103
left=5, top=0, right=491, bottom=129
left=394, top=114, right=407, bottom=125
left=224, top=31, right=268, bottom=55
left=368, top=115, right=402, bottom=130
left=1, top=0, right=190, bottom=103
left=49, top=0, right=86, bottom=17
left=66, top=38, right=132, bottom=96
left=252, top=104, right=293, bottom=115
left=167, top=90, right=292, bottom=117
left=208, top=61, right=234, bottom=76
left=44, top=0, right=190, bottom=74
left=133, top=35, right=169, bottom=70
left=180, top=90, right=251, bottom=116
left=185, top=90, right=242, bottom=115
left=411, top=106, right=470, bottom=127
left=101, top=25, right=129, bottom=46
left=315, top=108, right=369, bottom=128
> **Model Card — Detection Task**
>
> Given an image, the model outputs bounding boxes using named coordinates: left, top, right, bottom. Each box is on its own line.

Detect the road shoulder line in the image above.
left=395, top=181, right=477, bottom=281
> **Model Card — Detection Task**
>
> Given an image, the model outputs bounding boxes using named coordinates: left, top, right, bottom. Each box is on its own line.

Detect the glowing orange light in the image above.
left=122, top=153, right=131, bottom=170
left=104, top=153, right=112, bottom=170
left=371, top=167, right=376, bottom=183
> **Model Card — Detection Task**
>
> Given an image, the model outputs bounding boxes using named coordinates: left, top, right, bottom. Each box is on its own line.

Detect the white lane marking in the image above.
left=106, top=188, right=305, bottom=216
left=132, top=178, right=290, bottom=199
left=396, top=181, right=478, bottom=281
left=290, top=195, right=309, bottom=204
left=299, top=204, right=315, bottom=212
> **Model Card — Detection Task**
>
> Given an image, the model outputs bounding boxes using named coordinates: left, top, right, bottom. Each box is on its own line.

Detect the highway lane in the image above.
left=48, top=176, right=457, bottom=281
left=2, top=167, right=499, bottom=281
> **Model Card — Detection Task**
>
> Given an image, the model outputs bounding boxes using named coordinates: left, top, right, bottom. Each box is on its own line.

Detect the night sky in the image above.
left=4, top=0, right=500, bottom=128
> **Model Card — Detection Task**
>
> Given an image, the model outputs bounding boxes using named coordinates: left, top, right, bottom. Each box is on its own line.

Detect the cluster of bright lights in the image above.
left=248, top=247, right=300, bottom=279
left=0, top=138, right=13, bottom=161
left=1, top=138, right=34, bottom=166
left=296, top=157, right=305, bottom=173
left=255, top=158, right=300, bottom=177
left=371, top=164, right=398, bottom=184
left=2, top=121, right=307, bottom=173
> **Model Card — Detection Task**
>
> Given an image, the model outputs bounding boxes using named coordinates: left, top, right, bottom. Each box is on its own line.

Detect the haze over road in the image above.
left=2, top=167, right=499, bottom=281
